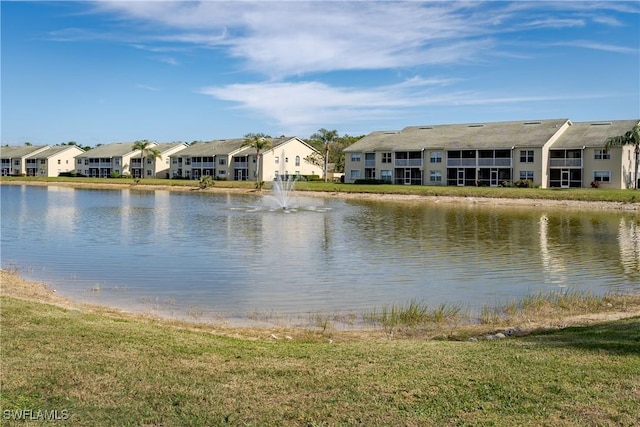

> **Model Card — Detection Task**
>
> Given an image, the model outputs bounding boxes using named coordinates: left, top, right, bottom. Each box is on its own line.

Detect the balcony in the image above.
left=192, top=162, right=215, bottom=168
left=234, top=161, right=249, bottom=168
left=364, top=160, right=376, bottom=168
left=447, top=159, right=477, bottom=167
left=549, top=159, right=582, bottom=167
left=477, top=158, right=512, bottom=167
left=395, top=159, right=423, bottom=167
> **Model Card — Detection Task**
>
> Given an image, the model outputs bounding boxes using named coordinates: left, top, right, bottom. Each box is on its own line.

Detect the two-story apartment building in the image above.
left=1, top=145, right=51, bottom=176
left=169, top=137, right=320, bottom=181
left=344, top=119, right=639, bottom=189
left=25, top=145, right=85, bottom=177
left=75, top=142, right=187, bottom=178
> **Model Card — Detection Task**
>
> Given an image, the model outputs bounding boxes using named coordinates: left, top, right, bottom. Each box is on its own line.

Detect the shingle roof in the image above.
left=76, top=142, right=139, bottom=158
left=0, top=145, right=49, bottom=159
left=345, top=119, right=570, bottom=152
left=551, top=120, right=640, bottom=149
left=27, top=145, right=84, bottom=158
left=172, top=137, right=299, bottom=157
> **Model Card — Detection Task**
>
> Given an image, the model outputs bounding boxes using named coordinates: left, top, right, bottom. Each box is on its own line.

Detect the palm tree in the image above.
left=310, top=128, right=338, bottom=182
left=605, top=124, right=640, bottom=189
left=241, top=133, right=272, bottom=190
left=132, top=140, right=162, bottom=179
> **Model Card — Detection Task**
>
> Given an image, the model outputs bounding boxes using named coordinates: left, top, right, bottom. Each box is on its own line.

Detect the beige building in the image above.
left=75, top=142, right=187, bottom=178
left=169, top=137, right=320, bottom=181
left=344, top=119, right=639, bottom=189
left=24, top=145, right=85, bottom=177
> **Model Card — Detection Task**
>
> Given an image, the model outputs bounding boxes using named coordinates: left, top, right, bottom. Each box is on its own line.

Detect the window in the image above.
left=593, top=171, right=610, bottom=182
left=14, top=160, right=19, bottom=166
left=275, top=156, right=279, bottom=164
left=218, top=158, right=226, bottom=165
left=594, top=149, right=610, bottom=160
left=147, top=158, right=152, bottom=164
left=146, top=170, right=152, bottom=176
left=57, top=159, right=61, bottom=164
left=350, top=169, right=361, bottom=179
left=173, top=159, right=178, bottom=164
left=519, top=171, right=534, bottom=180
left=185, top=159, right=191, bottom=165
left=382, top=153, right=392, bottom=164
left=380, top=170, right=392, bottom=181
left=351, top=153, right=361, bottom=162
left=115, top=158, right=120, bottom=165
left=285, top=157, right=288, bottom=163
left=520, top=150, right=534, bottom=163
left=429, top=170, right=442, bottom=182
left=430, top=152, right=442, bottom=163
left=295, top=156, right=300, bottom=166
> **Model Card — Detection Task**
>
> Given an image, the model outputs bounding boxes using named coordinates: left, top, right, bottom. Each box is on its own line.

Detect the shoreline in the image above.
left=3, top=179, right=640, bottom=211
left=2, top=269, right=639, bottom=341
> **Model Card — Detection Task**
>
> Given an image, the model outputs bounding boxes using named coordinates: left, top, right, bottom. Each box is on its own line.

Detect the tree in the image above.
left=605, top=124, right=640, bottom=189
left=132, top=140, right=162, bottom=179
left=241, top=133, right=272, bottom=190
left=309, top=128, right=338, bottom=182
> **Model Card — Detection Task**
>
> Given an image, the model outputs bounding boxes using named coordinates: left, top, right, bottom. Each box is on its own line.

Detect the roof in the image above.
left=0, top=145, right=49, bottom=159
left=26, top=145, right=85, bottom=159
left=345, top=119, right=570, bottom=152
left=550, top=120, right=640, bottom=149
left=152, top=142, right=188, bottom=155
left=171, top=137, right=314, bottom=157
left=76, top=142, right=141, bottom=158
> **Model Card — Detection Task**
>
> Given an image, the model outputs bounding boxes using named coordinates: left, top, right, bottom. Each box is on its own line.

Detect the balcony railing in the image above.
left=447, top=159, right=477, bottom=167
left=192, top=162, right=215, bottom=168
left=234, top=161, right=249, bottom=168
left=395, top=159, right=423, bottom=167
left=549, top=159, right=582, bottom=167
left=364, top=160, right=376, bottom=168
left=477, top=158, right=512, bottom=167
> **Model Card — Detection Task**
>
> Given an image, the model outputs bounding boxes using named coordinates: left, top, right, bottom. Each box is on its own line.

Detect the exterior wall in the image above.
left=259, top=139, right=320, bottom=181
left=344, top=151, right=363, bottom=183
left=424, top=149, right=445, bottom=186
left=147, top=144, right=188, bottom=178
left=38, top=147, right=84, bottom=176
left=512, top=147, right=544, bottom=187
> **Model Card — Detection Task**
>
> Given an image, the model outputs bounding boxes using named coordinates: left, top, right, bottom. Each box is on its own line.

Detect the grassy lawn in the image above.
left=1, top=293, right=639, bottom=426
left=2, top=175, right=639, bottom=203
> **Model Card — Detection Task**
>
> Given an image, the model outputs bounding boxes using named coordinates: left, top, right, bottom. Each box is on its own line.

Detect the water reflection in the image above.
left=1, top=184, right=638, bottom=322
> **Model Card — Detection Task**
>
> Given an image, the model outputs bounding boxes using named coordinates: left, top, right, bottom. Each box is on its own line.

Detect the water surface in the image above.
left=1, top=184, right=638, bottom=324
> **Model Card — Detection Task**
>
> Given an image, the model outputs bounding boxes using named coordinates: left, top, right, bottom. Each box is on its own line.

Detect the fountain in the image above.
left=266, top=149, right=298, bottom=210
left=270, top=173, right=298, bottom=210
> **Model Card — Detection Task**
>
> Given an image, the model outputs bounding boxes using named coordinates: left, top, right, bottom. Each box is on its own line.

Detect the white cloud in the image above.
left=200, top=78, right=612, bottom=135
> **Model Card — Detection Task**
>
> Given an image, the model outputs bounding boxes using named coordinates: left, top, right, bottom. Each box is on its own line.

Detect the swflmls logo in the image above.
left=3, top=409, right=70, bottom=421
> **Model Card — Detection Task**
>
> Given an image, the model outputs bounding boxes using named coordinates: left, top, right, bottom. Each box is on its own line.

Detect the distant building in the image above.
left=75, top=142, right=188, bottom=178
left=343, top=119, right=640, bottom=189
left=1, top=145, right=51, bottom=176
left=169, top=136, right=320, bottom=181
left=26, top=145, right=85, bottom=177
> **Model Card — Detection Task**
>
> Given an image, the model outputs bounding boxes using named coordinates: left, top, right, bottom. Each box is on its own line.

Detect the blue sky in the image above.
left=2, top=1, right=639, bottom=147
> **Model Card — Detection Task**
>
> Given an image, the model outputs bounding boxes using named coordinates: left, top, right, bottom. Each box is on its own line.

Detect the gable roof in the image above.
left=76, top=142, right=142, bottom=158
left=26, top=145, right=85, bottom=159
left=0, top=145, right=50, bottom=159
left=550, top=120, right=640, bottom=149
left=345, top=119, right=570, bottom=152
left=171, top=137, right=318, bottom=158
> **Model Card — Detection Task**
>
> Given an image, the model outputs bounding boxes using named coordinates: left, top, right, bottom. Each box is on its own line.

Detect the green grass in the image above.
left=2, top=175, right=639, bottom=203
left=1, top=295, right=639, bottom=426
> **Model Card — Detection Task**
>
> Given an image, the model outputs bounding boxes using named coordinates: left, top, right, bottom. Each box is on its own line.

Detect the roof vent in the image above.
left=468, top=124, right=485, bottom=128
left=383, top=131, right=397, bottom=134
left=419, top=127, right=433, bottom=130
left=524, top=121, right=542, bottom=125
left=590, top=122, right=612, bottom=126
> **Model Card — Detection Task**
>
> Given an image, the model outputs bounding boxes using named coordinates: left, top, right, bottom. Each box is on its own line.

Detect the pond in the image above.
left=1, top=184, right=639, bottom=325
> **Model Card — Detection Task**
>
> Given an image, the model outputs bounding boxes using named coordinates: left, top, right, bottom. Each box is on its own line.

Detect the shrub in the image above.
left=354, top=179, right=387, bottom=185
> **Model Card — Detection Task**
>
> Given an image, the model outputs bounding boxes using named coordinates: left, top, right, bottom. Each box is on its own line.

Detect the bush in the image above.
left=58, top=172, right=86, bottom=177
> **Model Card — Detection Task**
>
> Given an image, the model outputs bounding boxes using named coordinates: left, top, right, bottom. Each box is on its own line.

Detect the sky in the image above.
left=1, top=1, right=639, bottom=147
